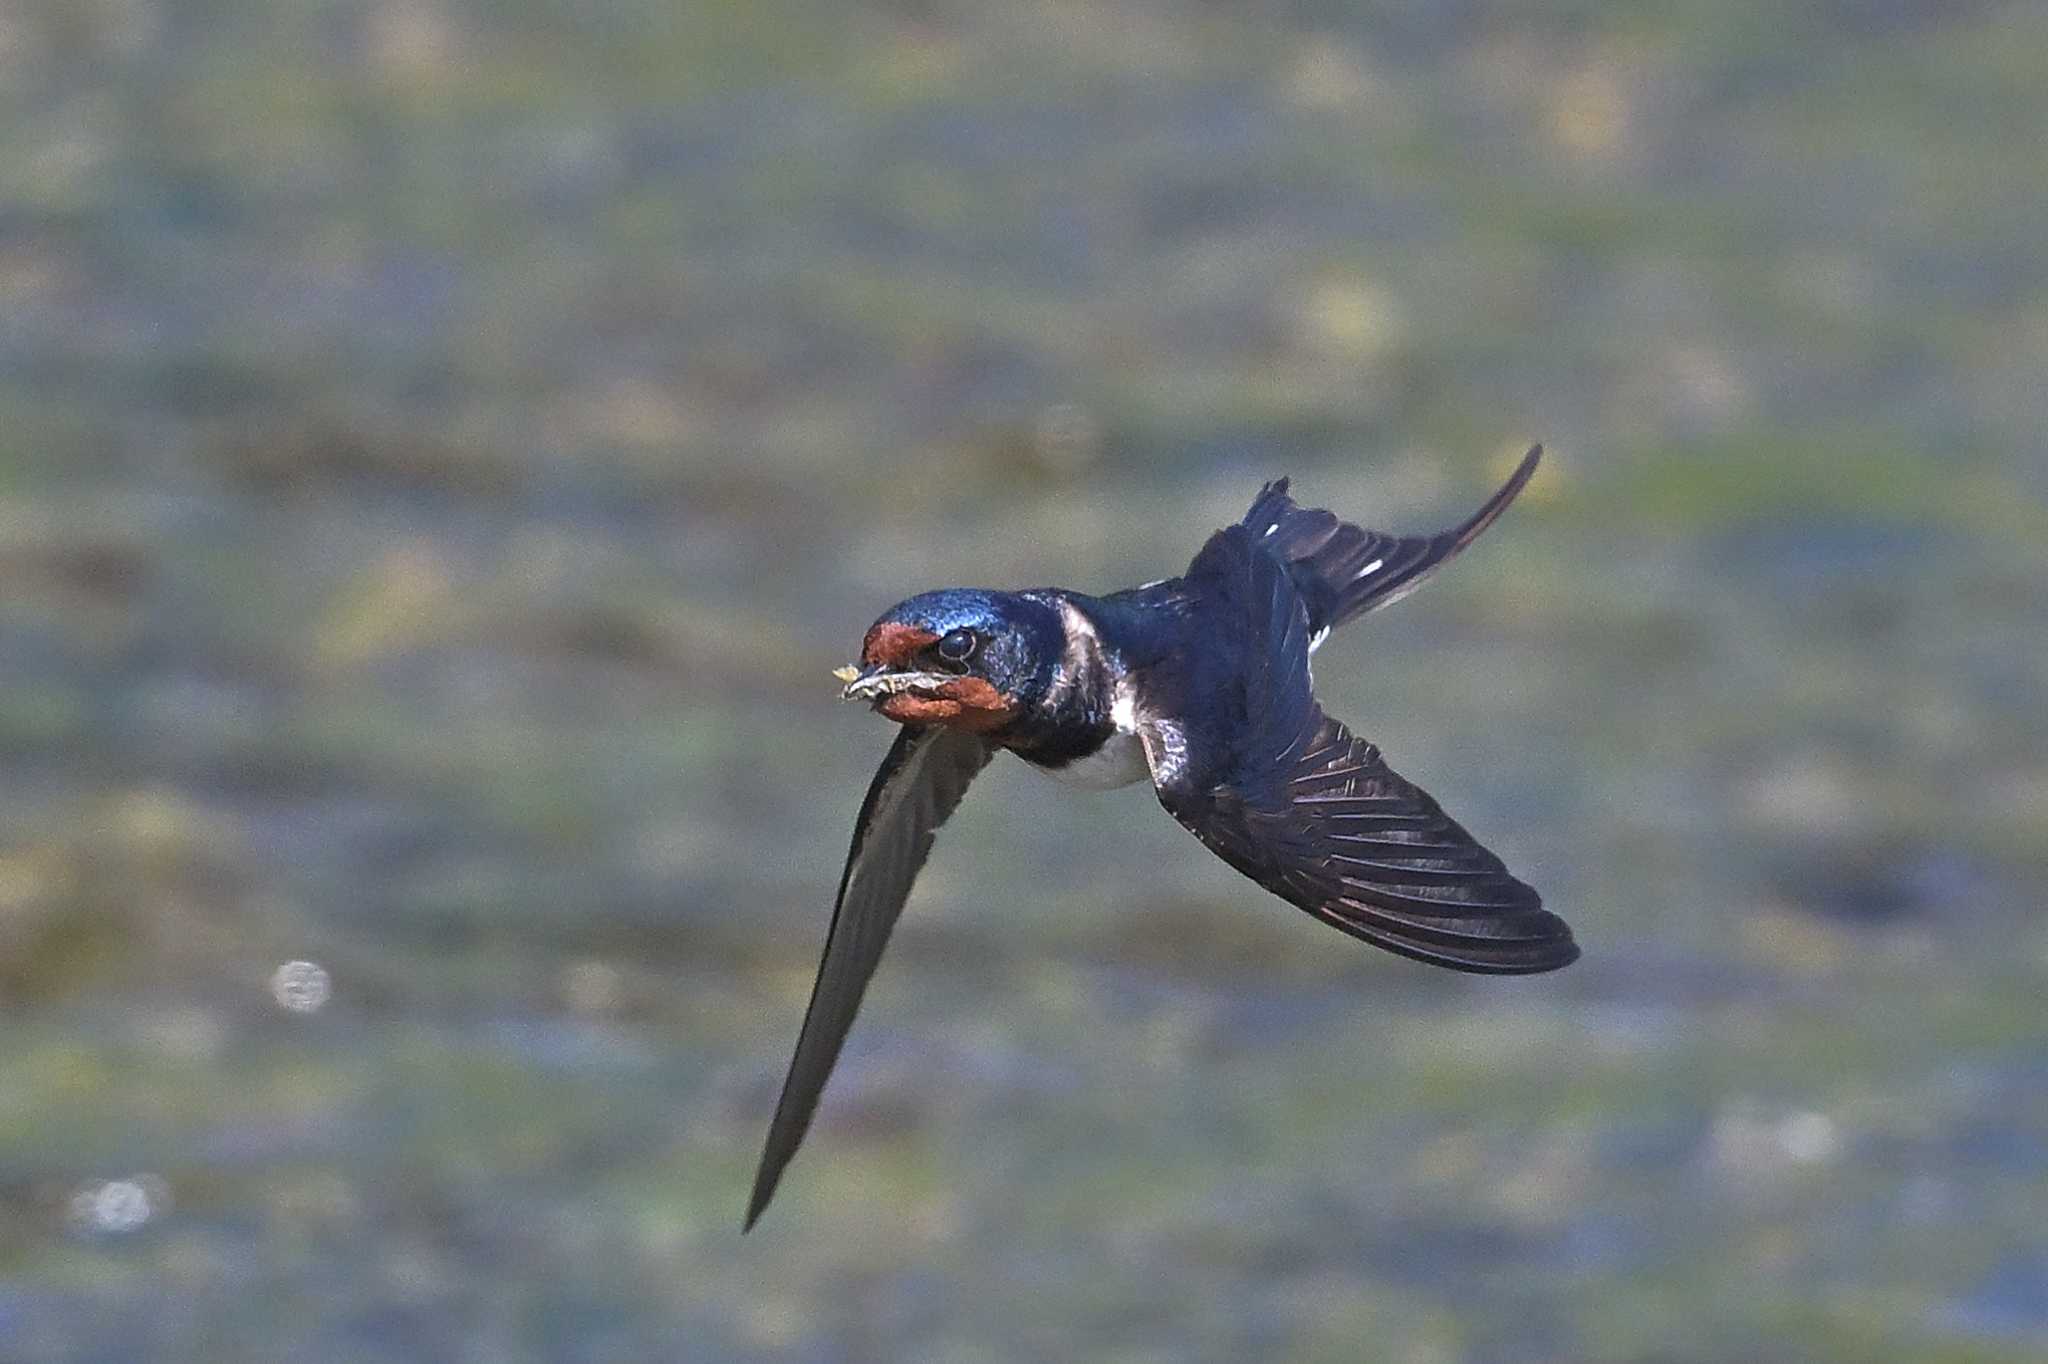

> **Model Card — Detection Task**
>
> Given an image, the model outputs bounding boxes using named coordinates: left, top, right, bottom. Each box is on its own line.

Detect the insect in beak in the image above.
left=834, top=664, right=957, bottom=703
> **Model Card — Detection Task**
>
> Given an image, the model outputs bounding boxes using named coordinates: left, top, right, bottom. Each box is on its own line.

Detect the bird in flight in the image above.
left=747, top=446, right=1576, bottom=1228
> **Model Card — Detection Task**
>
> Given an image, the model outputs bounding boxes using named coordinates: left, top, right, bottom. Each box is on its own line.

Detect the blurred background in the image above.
left=3, top=1, right=2046, bottom=1359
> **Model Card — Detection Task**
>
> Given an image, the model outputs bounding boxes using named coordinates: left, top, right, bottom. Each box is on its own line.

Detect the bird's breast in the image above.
left=1017, top=676, right=1151, bottom=789
left=1028, top=728, right=1150, bottom=789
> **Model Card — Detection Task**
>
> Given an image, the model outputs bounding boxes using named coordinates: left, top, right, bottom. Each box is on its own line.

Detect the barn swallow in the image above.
left=746, top=447, right=1576, bottom=1228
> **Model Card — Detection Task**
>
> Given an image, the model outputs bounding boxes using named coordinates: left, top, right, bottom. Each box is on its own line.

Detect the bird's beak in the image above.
left=833, top=663, right=953, bottom=702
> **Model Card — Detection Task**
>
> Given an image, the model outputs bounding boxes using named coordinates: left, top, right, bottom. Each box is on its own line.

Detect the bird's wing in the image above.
left=746, top=723, right=995, bottom=1230
left=1138, top=524, right=1576, bottom=974
left=1241, top=446, right=1541, bottom=638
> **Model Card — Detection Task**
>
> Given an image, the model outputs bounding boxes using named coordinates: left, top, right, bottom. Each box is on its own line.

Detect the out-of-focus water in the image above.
left=2, top=2, right=2046, bottom=1359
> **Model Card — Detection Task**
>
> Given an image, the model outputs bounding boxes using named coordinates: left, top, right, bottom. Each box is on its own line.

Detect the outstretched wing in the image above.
left=1150, top=708, right=1578, bottom=972
left=1242, top=446, right=1541, bottom=640
left=1139, top=522, right=1576, bottom=974
left=746, top=724, right=995, bottom=1230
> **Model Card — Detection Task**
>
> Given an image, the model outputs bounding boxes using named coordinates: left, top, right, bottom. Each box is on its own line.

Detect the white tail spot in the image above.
left=1354, top=556, right=1383, bottom=580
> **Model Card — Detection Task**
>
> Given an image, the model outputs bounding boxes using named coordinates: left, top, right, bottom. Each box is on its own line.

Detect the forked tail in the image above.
left=1243, top=446, right=1541, bottom=639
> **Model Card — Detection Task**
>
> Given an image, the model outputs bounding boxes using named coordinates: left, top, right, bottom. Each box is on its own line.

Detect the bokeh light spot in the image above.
left=270, top=960, right=332, bottom=1014
left=69, top=1175, right=166, bottom=1235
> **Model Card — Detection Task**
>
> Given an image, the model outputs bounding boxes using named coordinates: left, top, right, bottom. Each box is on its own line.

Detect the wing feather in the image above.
left=1139, top=524, right=1575, bottom=975
left=745, top=724, right=995, bottom=1229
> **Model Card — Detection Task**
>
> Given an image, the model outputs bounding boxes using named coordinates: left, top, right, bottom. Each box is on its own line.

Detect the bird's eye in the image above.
left=935, top=628, right=979, bottom=663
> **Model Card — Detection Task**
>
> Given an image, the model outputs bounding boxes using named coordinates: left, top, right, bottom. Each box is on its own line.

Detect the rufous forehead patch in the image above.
left=861, top=621, right=939, bottom=668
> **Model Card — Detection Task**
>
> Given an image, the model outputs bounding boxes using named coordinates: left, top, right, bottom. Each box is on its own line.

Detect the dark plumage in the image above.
left=747, top=446, right=1573, bottom=1229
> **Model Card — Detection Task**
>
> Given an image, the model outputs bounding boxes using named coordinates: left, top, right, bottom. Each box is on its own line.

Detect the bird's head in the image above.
left=835, top=589, right=1061, bottom=733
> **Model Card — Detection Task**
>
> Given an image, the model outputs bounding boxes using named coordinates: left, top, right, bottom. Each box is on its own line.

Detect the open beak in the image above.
left=832, top=663, right=956, bottom=703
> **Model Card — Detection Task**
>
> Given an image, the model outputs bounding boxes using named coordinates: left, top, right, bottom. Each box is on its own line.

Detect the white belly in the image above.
left=1033, top=730, right=1150, bottom=789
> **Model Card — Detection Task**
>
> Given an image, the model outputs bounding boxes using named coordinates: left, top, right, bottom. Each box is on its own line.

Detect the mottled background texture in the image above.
left=2, top=1, right=2046, bottom=1360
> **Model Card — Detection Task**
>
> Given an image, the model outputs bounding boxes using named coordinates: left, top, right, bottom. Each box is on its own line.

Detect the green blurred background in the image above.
left=3, top=1, right=2046, bottom=1359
